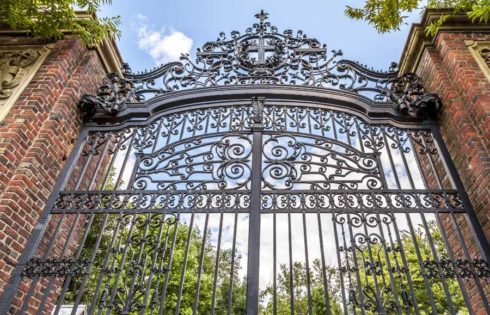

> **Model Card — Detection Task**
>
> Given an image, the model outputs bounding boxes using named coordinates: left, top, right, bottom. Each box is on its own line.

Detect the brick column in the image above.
left=399, top=9, right=490, bottom=313
left=0, top=30, right=122, bottom=313
left=400, top=9, right=490, bottom=247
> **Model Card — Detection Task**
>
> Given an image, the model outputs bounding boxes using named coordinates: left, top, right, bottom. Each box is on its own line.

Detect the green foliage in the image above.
left=0, top=0, right=120, bottom=46
left=63, top=166, right=248, bottom=313
left=258, top=222, right=467, bottom=314
left=61, top=170, right=468, bottom=313
left=345, top=0, right=490, bottom=36
left=352, top=222, right=467, bottom=314
left=64, top=214, right=247, bottom=313
left=259, top=260, right=343, bottom=315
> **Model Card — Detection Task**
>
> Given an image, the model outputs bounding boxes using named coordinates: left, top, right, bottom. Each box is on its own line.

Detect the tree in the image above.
left=259, top=260, right=343, bottom=315
left=0, top=0, right=120, bottom=46
left=61, top=170, right=247, bottom=313
left=2, top=0, right=488, bottom=49
left=345, top=0, right=490, bottom=36
left=64, top=213, right=247, bottom=314
left=348, top=221, right=467, bottom=314
left=257, top=222, right=468, bottom=314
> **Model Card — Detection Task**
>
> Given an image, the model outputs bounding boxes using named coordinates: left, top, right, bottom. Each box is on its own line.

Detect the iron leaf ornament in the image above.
left=78, top=72, right=138, bottom=117
left=78, top=11, right=441, bottom=119
left=386, top=73, right=442, bottom=116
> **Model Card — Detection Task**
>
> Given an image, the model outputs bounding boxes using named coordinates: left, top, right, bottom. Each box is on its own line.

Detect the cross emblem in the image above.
left=196, top=9, right=327, bottom=69
left=248, top=10, right=275, bottom=65
left=246, top=37, right=276, bottom=65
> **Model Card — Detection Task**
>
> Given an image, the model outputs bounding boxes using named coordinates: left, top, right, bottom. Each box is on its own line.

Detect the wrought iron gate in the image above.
left=2, top=11, right=489, bottom=315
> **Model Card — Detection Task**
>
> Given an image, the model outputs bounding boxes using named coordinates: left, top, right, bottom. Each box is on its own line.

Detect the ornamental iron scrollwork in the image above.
left=22, top=257, right=90, bottom=278
left=78, top=11, right=441, bottom=119
left=133, top=134, right=252, bottom=190
left=78, top=72, right=138, bottom=117
left=262, top=134, right=384, bottom=190
left=423, top=258, right=490, bottom=280
left=385, top=73, right=442, bottom=117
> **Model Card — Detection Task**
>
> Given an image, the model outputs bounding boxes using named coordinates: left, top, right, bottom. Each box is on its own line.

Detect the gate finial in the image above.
left=255, top=10, right=269, bottom=23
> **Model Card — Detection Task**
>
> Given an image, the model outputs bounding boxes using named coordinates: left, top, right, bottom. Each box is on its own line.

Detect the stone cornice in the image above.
left=0, top=11, right=123, bottom=75
left=399, top=9, right=490, bottom=74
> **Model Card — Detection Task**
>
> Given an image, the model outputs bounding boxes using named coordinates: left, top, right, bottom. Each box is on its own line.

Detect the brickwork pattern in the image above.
left=416, top=32, right=490, bottom=314
left=0, top=36, right=107, bottom=313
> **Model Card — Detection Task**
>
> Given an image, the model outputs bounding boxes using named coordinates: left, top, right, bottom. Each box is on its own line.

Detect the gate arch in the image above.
left=1, top=11, right=489, bottom=315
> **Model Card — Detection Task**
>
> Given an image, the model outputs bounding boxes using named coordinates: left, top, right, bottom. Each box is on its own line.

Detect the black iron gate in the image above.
left=1, top=11, right=489, bottom=315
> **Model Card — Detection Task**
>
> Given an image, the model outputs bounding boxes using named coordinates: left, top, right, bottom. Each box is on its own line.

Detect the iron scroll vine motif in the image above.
left=22, top=257, right=90, bottom=278
left=78, top=11, right=441, bottom=119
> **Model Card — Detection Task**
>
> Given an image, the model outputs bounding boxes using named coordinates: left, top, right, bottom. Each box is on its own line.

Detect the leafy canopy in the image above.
left=0, top=0, right=120, bottom=46
left=1, top=0, right=488, bottom=47
left=345, top=0, right=490, bottom=36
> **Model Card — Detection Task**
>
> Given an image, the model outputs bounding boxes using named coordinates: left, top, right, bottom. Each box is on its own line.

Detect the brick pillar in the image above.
left=399, top=9, right=490, bottom=313
left=0, top=31, right=122, bottom=313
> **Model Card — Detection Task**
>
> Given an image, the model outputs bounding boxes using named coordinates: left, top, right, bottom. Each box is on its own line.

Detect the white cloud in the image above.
left=133, top=14, right=193, bottom=65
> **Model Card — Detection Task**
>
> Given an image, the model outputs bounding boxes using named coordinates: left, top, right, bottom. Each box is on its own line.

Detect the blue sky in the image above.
left=100, top=0, right=423, bottom=73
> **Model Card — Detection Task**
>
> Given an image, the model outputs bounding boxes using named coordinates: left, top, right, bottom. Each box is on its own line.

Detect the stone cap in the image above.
left=0, top=11, right=123, bottom=75
left=399, top=8, right=490, bottom=74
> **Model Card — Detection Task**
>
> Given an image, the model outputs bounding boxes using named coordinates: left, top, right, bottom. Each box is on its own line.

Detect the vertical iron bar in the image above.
left=54, top=213, right=108, bottom=314
left=434, top=212, right=475, bottom=315
left=332, top=214, right=348, bottom=315
left=157, top=212, right=181, bottom=315
left=345, top=214, right=365, bottom=315
left=373, top=213, right=402, bottom=315
left=405, top=213, right=438, bottom=314
left=317, top=212, right=332, bottom=315
left=419, top=211, right=457, bottom=313
left=388, top=216, right=420, bottom=314
left=89, top=211, right=124, bottom=315
left=211, top=211, right=224, bottom=315
left=61, top=136, right=116, bottom=315
left=140, top=212, right=167, bottom=314
left=22, top=130, right=106, bottom=313
left=122, top=211, right=153, bottom=314
left=173, top=212, right=195, bottom=315
left=273, top=212, right=277, bottom=315
left=302, top=212, right=313, bottom=315
left=227, top=211, right=239, bottom=315
left=288, top=212, right=295, bottom=315
left=104, top=213, right=139, bottom=315
left=192, top=211, right=210, bottom=314
left=246, top=118, right=263, bottom=314
left=430, top=126, right=490, bottom=261
left=447, top=212, right=490, bottom=314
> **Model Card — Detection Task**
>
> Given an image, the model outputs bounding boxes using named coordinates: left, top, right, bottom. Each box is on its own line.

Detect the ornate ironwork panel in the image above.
left=1, top=11, right=489, bottom=315
left=78, top=11, right=440, bottom=119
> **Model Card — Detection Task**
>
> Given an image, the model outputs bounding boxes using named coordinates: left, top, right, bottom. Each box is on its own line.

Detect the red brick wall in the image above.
left=0, top=36, right=107, bottom=308
left=415, top=31, right=490, bottom=314
left=416, top=32, right=490, bottom=242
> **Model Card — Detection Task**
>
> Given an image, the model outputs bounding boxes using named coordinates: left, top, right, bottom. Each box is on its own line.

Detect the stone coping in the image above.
left=399, top=8, right=490, bottom=74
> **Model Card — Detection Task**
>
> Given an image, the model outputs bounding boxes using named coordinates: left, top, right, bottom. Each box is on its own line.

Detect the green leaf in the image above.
left=0, top=0, right=120, bottom=46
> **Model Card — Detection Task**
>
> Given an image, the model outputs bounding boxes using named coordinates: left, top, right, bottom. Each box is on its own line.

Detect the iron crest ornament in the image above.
left=78, top=10, right=441, bottom=119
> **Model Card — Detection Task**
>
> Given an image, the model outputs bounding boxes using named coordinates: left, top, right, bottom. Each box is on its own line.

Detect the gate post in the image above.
left=246, top=97, right=266, bottom=315
left=399, top=8, right=490, bottom=313
left=0, top=20, right=122, bottom=313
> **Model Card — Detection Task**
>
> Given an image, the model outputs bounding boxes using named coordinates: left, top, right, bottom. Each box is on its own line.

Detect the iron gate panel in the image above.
left=1, top=11, right=490, bottom=315
left=5, top=103, right=489, bottom=315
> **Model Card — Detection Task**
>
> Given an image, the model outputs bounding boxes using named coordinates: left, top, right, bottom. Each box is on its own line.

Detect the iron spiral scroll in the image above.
left=7, top=9, right=490, bottom=315
left=78, top=10, right=441, bottom=119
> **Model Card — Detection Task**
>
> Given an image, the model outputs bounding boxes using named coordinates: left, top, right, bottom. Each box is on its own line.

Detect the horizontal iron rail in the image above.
left=51, top=189, right=464, bottom=214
